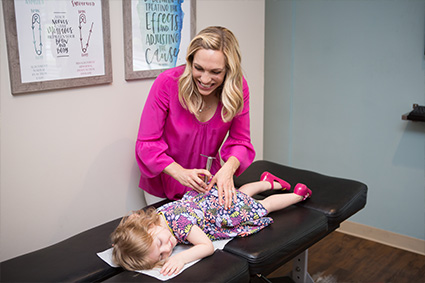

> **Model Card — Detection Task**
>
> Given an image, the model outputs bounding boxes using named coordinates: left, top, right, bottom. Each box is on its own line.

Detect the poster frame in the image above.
left=2, top=0, right=112, bottom=94
left=123, top=0, right=196, bottom=81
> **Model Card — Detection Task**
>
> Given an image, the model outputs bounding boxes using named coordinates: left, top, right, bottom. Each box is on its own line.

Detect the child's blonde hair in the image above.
left=110, top=207, right=162, bottom=271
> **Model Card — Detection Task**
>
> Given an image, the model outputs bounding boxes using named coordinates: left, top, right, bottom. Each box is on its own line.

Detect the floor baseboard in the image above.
left=337, top=221, right=425, bottom=256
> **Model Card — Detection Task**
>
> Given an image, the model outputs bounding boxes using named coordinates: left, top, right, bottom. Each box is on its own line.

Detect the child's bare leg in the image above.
left=238, top=172, right=291, bottom=197
left=258, top=193, right=303, bottom=213
left=238, top=180, right=284, bottom=197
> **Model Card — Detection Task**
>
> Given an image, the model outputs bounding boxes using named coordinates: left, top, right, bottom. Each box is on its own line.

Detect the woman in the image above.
left=136, top=26, right=255, bottom=208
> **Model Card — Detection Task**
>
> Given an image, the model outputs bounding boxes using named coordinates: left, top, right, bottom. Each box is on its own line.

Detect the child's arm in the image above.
left=160, top=225, right=214, bottom=276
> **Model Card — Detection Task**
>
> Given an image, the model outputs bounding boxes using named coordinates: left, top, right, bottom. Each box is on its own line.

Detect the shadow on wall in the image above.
left=128, top=162, right=146, bottom=210
left=393, top=121, right=425, bottom=169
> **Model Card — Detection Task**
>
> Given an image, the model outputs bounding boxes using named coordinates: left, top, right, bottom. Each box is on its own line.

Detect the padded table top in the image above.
left=235, top=160, right=368, bottom=229
left=103, top=250, right=249, bottom=283
left=0, top=218, right=122, bottom=283
left=224, top=205, right=328, bottom=276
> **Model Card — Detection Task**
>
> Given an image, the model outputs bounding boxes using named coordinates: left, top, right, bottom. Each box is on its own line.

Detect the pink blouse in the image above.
left=135, top=65, right=255, bottom=200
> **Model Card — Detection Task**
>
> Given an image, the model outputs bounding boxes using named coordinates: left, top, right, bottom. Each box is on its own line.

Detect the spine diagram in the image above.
left=31, top=13, right=42, bottom=55
left=78, top=12, right=93, bottom=54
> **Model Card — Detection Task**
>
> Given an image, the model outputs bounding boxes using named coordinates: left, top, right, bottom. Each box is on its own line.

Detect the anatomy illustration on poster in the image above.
left=31, top=12, right=42, bottom=56
left=14, top=0, right=105, bottom=83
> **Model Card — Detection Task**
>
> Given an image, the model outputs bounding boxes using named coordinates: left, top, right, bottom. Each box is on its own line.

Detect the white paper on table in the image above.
left=97, top=239, right=232, bottom=281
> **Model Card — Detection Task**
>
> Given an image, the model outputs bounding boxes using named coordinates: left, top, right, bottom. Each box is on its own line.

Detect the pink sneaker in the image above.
left=260, top=171, right=291, bottom=191
left=293, top=183, right=312, bottom=200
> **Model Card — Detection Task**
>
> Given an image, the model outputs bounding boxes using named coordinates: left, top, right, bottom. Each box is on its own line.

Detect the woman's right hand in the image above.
left=164, top=162, right=212, bottom=193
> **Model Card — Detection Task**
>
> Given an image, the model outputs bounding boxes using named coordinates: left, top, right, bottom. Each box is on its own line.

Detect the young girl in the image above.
left=111, top=172, right=312, bottom=276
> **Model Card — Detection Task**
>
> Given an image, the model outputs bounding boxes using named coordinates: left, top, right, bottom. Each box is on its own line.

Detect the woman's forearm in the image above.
left=222, top=156, right=240, bottom=176
left=163, top=162, right=183, bottom=178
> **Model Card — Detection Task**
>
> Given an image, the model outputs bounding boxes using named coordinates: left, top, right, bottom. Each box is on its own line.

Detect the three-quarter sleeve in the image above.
left=135, top=73, right=175, bottom=178
left=220, top=78, right=256, bottom=176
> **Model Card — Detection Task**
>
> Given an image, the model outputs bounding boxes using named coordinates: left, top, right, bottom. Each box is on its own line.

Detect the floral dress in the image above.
left=157, top=186, right=273, bottom=244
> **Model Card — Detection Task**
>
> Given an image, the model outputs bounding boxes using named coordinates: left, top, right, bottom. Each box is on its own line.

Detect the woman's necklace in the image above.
left=199, top=95, right=216, bottom=112
left=199, top=103, right=212, bottom=112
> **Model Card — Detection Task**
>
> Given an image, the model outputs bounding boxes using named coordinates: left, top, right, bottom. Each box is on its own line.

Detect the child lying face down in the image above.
left=111, top=172, right=312, bottom=276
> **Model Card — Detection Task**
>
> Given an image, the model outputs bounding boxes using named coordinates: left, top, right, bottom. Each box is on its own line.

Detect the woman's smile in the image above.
left=192, top=49, right=226, bottom=96
left=198, top=81, right=214, bottom=91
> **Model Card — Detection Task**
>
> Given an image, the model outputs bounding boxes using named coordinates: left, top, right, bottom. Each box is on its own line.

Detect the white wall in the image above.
left=0, top=0, right=265, bottom=261
left=264, top=0, right=425, bottom=242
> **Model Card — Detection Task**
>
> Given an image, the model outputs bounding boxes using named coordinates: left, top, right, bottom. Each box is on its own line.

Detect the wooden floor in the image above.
left=268, top=231, right=425, bottom=283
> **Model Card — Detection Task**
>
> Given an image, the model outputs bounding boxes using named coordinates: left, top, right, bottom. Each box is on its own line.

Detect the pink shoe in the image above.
left=293, top=183, right=312, bottom=200
left=260, top=171, right=291, bottom=191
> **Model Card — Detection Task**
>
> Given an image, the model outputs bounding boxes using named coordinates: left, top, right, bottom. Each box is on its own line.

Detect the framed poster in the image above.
left=2, top=0, right=112, bottom=94
left=123, top=0, right=196, bottom=80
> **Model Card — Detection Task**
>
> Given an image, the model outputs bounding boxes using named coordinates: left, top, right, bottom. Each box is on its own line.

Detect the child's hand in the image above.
left=159, top=226, right=214, bottom=276
left=160, top=256, right=185, bottom=276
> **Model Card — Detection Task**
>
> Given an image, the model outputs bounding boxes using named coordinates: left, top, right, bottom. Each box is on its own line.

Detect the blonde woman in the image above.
left=136, top=26, right=255, bottom=208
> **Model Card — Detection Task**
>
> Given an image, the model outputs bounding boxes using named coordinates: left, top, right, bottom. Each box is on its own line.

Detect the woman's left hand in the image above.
left=207, top=157, right=240, bottom=209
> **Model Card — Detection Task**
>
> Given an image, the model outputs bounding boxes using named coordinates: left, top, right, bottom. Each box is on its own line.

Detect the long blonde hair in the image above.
left=179, top=26, right=244, bottom=122
left=110, top=208, right=163, bottom=271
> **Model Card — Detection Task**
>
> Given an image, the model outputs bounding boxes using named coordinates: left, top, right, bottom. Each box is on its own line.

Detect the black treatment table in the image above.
left=0, top=160, right=367, bottom=282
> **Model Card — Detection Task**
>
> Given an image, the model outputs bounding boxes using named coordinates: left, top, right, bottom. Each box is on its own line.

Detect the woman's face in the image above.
left=192, top=48, right=226, bottom=97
